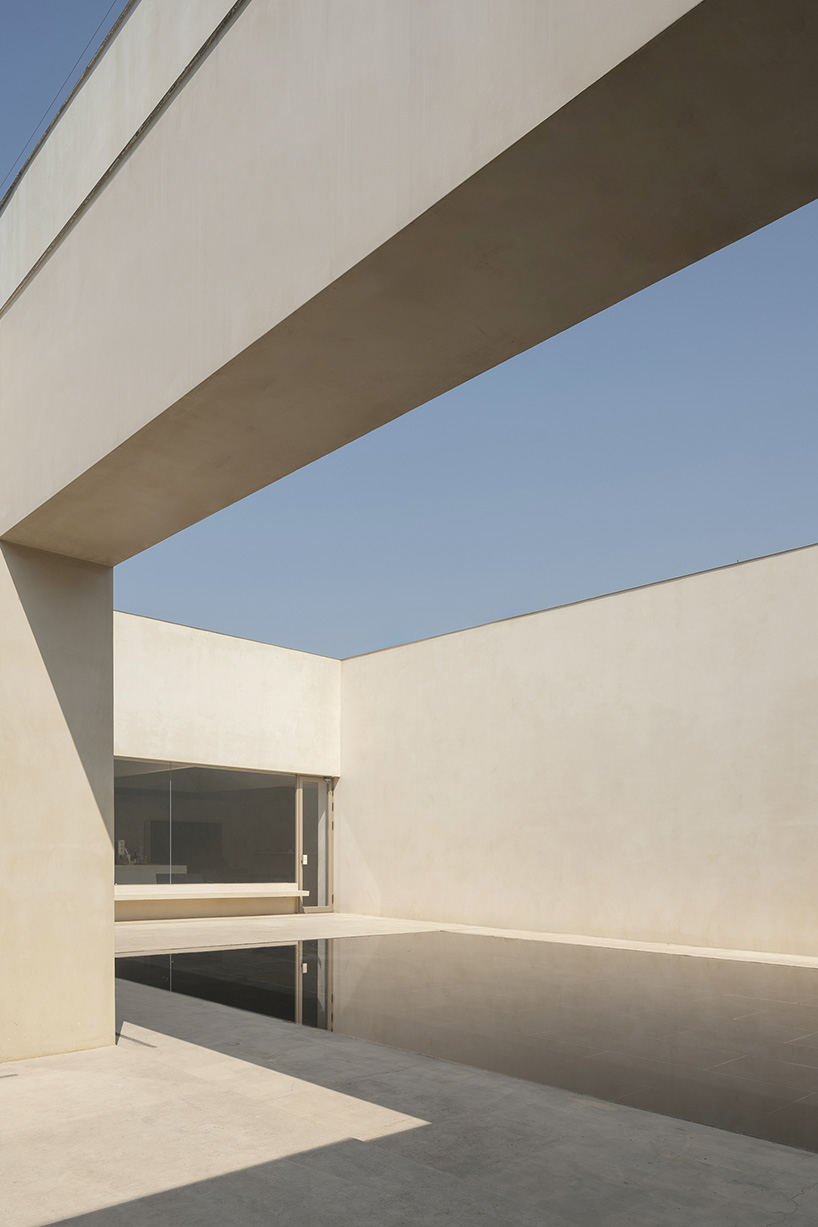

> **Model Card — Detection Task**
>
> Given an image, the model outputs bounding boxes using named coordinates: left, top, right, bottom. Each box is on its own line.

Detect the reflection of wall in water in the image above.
left=330, top=931, right=817, bottom=1076
left=330, top=930, right=818, bottom=1151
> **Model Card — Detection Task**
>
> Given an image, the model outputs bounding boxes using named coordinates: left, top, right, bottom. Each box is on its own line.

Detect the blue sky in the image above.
left=4, top=2, right=817, bottom=657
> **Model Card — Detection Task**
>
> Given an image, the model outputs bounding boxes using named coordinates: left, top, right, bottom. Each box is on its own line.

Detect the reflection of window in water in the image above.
left=116, top=940, right=331, bottom=1029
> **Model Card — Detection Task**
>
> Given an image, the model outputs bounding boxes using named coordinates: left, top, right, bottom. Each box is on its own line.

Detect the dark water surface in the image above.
left=116, top=931, right=818, bottom=1152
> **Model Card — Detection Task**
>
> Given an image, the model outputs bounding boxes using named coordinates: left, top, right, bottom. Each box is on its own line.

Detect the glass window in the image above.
left=168, top=766, right=296, bottom=884
left=114, top=760, right=171, bottom=885
left=114, top=760, right=297, bottom=885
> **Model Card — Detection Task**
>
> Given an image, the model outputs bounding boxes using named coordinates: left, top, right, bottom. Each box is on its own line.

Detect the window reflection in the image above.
left=116, top=942, right=331, bottom=1029
left=114, top=759, right=297, bottom=885
left=168, top=766, right=296, bottom=884
left=114, top=760, right=171, bottom=885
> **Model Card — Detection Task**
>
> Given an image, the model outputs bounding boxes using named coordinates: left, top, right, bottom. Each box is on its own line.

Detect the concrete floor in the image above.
left=114, top=911, right=441, bottom=955
left=2, top=972, right=818, bottom=1225
left=115, top=912, right=818, bottom=967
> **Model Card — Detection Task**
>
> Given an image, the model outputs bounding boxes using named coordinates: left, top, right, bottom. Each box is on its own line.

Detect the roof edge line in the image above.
left=342, top=540, right=818, bottom=661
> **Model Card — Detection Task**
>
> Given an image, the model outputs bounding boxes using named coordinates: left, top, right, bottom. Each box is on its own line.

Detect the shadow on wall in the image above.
left=1, top=541, right=113, bottom=828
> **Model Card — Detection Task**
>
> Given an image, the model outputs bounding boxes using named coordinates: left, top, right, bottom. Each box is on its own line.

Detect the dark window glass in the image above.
left=114, top=760, right=171, bottom=885
left=114, top=760, right=297, bottom=885
left=168, top=766, right=296, bottom=884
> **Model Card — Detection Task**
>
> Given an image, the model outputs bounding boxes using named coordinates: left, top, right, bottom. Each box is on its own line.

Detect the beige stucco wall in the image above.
left=337, top=547, right=818, bottom=956
left=0, top=0, right=234, bottom=309
left=114, top=895, right=298, bottom=922
left=114, top=612, right=340, bottom=776
left=0, top=545, right=114, bottom=1062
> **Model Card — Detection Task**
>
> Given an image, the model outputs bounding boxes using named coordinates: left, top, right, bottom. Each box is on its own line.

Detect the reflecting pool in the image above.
left=116, top=931, right=818, bottom=1152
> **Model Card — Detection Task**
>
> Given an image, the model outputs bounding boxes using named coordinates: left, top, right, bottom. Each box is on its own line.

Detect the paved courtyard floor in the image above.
left=3, top=955, right=818, bottom=1226
left=115, top=911, right=818, bottom=967
left=114, top=911, right=442, bottom=955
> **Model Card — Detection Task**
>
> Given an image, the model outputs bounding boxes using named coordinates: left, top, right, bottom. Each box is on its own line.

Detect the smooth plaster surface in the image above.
left=0, top=544, right=114, bottom=1062
left=113, top=883, right=307, bottom=922
left=113, top=914, right=818, bottom=969
left=337, top=547, right=818, bottom=955
left=27, top=0, right=818, bottom=562
left=4, top=978, right=818, bottom=1226
left=114, top=896, right=300, bottom=923
left=0, top=0, right=234, bottom=308
left=114, top=611, right=340, bottom=776
left=114, top=913, right=442, bottom=956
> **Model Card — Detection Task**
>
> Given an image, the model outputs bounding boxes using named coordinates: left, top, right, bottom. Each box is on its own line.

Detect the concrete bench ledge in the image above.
left=115, top=883, right=308, bottom=901
left=114, top=883, right=308, bottom=922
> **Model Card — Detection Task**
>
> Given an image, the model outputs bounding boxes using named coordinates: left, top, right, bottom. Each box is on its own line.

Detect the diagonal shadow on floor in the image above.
left=108, top=978, right=818, bottom=1227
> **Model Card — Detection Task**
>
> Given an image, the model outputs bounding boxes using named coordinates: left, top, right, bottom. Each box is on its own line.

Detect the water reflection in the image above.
left=116, top=931, right=818, bottom=1152
left=117, top=941, right=329, bottom=1027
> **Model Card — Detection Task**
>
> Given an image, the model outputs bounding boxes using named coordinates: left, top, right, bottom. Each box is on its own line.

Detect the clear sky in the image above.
left=4, top=2, right=818, bottom=658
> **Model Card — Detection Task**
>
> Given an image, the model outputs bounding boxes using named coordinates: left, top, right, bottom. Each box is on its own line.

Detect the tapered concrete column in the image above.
left=0, top=544, right=113, bottom=1061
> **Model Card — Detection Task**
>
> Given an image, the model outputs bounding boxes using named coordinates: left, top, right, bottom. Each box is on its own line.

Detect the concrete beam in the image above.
left=2, top=1, right=817, bottom=565
left=0, top=0, right=236, bottom=309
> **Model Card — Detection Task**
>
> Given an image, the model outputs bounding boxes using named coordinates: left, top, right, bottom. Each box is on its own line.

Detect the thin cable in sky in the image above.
left=0, top=0, right=121, bottom=198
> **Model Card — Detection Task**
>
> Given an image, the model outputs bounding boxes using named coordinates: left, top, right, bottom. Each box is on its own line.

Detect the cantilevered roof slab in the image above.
left=1, top=0, right=817, bottom=564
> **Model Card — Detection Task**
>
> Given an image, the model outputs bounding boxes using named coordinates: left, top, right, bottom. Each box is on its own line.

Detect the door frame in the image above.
left=297, top=775, right=334, bottom=912
left=294, top=938, right=334, bottom=1028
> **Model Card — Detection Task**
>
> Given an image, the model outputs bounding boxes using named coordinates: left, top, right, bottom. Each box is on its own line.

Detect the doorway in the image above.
left=298, top=776, right=333, bottom=911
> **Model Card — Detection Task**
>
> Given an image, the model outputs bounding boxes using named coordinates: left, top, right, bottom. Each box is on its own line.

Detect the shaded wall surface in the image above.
left=337, top=547, right=818, bottom=955
left=0, top=545, right=114, bottom=1061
